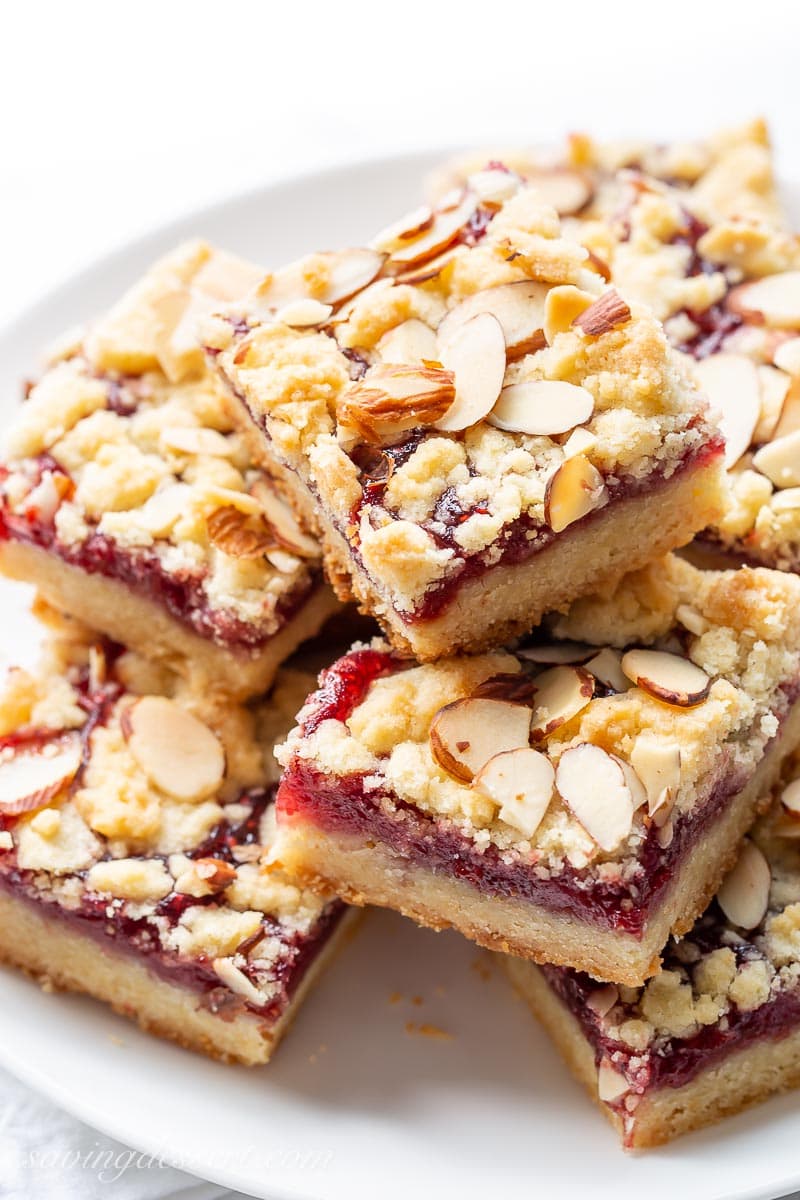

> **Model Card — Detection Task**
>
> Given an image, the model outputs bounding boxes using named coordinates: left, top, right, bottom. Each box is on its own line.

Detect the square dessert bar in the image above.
left=0, top=241, right=338, bottom=700
left=505, top=779, right=800, bottom=1148
left=207, top=170, right=726, bottom=661
left=0, top=630, right=353, bottom=1065
left=275, top=556, right=800, bottom=986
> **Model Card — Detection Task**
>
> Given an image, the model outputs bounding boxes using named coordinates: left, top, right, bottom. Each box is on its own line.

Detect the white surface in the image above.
left=1, top=154, right=800, bottom=1200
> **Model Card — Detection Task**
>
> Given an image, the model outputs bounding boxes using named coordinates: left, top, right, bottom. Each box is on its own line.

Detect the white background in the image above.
left=2, top=1, right=800, bottom=1196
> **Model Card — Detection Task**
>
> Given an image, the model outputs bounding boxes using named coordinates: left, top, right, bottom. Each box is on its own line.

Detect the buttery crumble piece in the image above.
left=0, top=630, right=350, bottom=1065
left=0, top=241, right=338, bottom=699
left=274, top=555, right=800, bottom=984
left=208, top=170, right=725, bottom=660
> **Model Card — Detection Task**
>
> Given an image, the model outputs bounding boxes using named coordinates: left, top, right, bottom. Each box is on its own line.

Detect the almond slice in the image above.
left=320, top=248, right=387, bottom=306
left=692, top=353, right=761, bottom=468
left=781, top=778, right=800, bottom=817
left=629, top=735, right=681, bottom=816
left=562, top=426, right=598, bottom=460
left=716, top=839, right=771, bottom=930
left=530, top=666, right=594, bottom=742
left=467, top=167, right=521, bottom=206
left=471, top=673, right=537, bottom=704
left=597, top=1060, right=629, bottom=1103
left=137, top=483, right=194, bottom=537
left=586, top=985, right=619, bottom=1018
left=434, top=312, right=506, bottom=432
left=376, top=319, right=438, bottom=365
left=274, top=298, right=334, bottom=327
left=473, top=747, right=554, bottom=838
left=436, top=281, right=549, bottom=363
left=544, top=454, right=607, bottom=533
left=585, top=648, right=630, bottom=694
left=774, top=337, right=800, bottom=376
left=123, top=697, right=225, bottom=802
left=371, top=205, right=435, bottom=253
left=771, top=487, right=800, bottom=512
left=555, top=743, right=634, bottom=852
left=338, top=364, right=456, bottom=444
left=429, top=698, right=532, bottom=783
left=160, top=427, right=234, bottom=457
left=386, top=195, right=478, bottom=271
left=207, top=506, right=275, bottom=559
left=612, top=756, right=648, bottom=812
left=754, top=365, right=791, bottom=444
left=572, top=289, right=632, bottom=337
left=0, top=733, right=82, bottom=816
left=517, top=642, right=594, bottom=666
left=752, top=429, right=800, bottom=488
left=543, top=285, right=595, bottom=344
left=393, top=247, right=459, bottom=286
left=527, top=169, right=593, bottom=215
left=487, top=380, right=594, bottom=436
left=727, top=271, right=800, bottom=330
left=621, top=649, right=711, bottom=708
left=250, top=479, right=319, bottom=558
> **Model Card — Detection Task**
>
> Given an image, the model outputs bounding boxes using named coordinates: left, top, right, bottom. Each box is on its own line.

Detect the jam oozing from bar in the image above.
left=0, top=458, right=316, bottom=650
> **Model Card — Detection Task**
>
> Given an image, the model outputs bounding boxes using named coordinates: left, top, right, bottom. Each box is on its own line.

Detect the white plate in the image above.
left=1, top=153, right=800, bottom=1200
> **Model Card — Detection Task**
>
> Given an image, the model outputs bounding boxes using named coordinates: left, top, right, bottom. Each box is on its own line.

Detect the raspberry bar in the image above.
left=207, top=175, right=726, bottom=661
left=0, top=630, right=353, bottom=1065
left=275, top=556, right=800, bottom=985
left=0, top=242, right=338, bottom=699
left=505, top=782, right=800, bottom=1148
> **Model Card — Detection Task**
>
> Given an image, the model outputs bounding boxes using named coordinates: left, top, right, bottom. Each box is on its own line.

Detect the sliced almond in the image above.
left=753, top=429, right=800, bottom=488
left=429, top=698, right=532, bottom=783
left=585, top=648, right=630, bottom=694
left=207, top=506, right=275, bottom=559
left=471, top=673, right=536, bottom=704
left=393, top=247, right=459, bottom=286
left=517, top=642, right=594, bottom=666
left=621, top=648, right=711, bottom=708
left=555, top=743, right=634, bottom=852
left=371, top=205, right=435, bottom=254
left=274, top=298, right=334, bottom=328
left=544, top=454, right=607, bottom=534
left=320, top=248, right=387, bottom=306
left=562, top=426, right=598, bottom=460
left=436, top=281, right=549, bottom=362
left=250, top=478, right=319, bottom=558
left=675, top=604, right=709, bottom=637
left=530, top=665, right=594, bottom=742
left=586, top=984, right=619, bottom=1018
left=135, top=483, right=194, bottom=537
left=192, top=857, right=238, bottom=893
left=612, top=756, right=648, bottom=812
left=543, top=285, right=595, bottom=344
left=123, top=697, right=225, bottom=802
left=0, top=733, right=82, bottom=816
left=527, top=169, right=593, bottom=215
left=160, top=427, right=234, bottom=457
left=434, top=312, right=506, bottom=432
left=629, top=735, right=681, bottom=816
left=727, top=271, right=800, bottom=330
left=754, top=365, right=791, bottom=444
left=597, top=1059, right=629, bottom=1103
left=716, top=839, right=771, bottom=930
left=467, top=167, right=521, bottom=206
left=487, top=380, right=594, bottom=437
left=338, top=364, right=456, bottom=444
left=386, top=195, right=478, bottom=271
left=376, top=319, right=438, bottom=366
left=782, top=778, right=800, bottom=816
left=473, top=747, right=554, bottom=838
left=692, top=353, right=761, bottom=468
left=774, top=337, right=800, bottom=377
left=572, top=289, right=632, bottom=337
left=771, top=487, right=800, bottom=512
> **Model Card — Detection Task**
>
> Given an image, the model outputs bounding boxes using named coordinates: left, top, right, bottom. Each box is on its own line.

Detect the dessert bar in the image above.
left=0, top=242, right=338, bottom=699
left=207, top=172, right=726, bottom=660
left=275, top=556, right=800, bottom=985
left=0, top=630, right=352, bottom=1064
left=505, top=779, right=800, bottom=1148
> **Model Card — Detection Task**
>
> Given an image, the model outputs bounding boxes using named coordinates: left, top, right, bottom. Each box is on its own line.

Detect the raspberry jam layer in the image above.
left=0, top=459, right=317, bottom=651
left=0, top=787, right=346, bottom=1024
left=277, top=648, right=782, bottom=937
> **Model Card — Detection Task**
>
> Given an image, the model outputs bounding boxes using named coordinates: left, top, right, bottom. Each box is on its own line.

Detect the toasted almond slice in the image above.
left=572, top=289, right=632, bottom=337
left=621, top=649, right=711, bottom=708
left=487, top=380, right=594, bottom=437
left=774, top=337, right=800, bottom=377
left=393, top=247, right=459, bottom=286
left=386, top=195, right=478, bottom=271
left=586, top=985, right=619, bottom=1018
left=0, top=733, right=82, bottom=816
left=338, top=364, right=456, bottom=444
left=629, top=735, right=681, bottom=815
left=781, top=778, right=800, bottom=817
left=753, top=429, right=800, bottom=488
left=467, top=167, right=521, bottom=206
left=434, top=312, right=506, bottom=432
left=544, top=454, right=607, bottom=534
left=527, top=169, right=593, bottom=215
left=471, top=673, right=537, bottom=704
left=517, top=642, right=594, bottom=666
left=754, top=365, right=791, bottom=444
left=274, top=298, right=334, bottom=327
left=437, top=281, right=549, bottom=362
left=716, top=839, right=771, bottom=929
left=727, top=271, right=800, bottom=329
left=530, top=665, right=594, bottom=742
left=207, top=506, right=275, bottom=559
left=123, top=697, right=225, bottom=802
left=675, top=604, right=709, bottom=636
left=692, top=353, right=761, bottom=468
left=771, top=487, right=800, bottom=512
left=160, top=427, right=234, bottom=457
left=555, top=743, right=634, bottom=852
left=136, top=483, right=194, bottom=537
left=562, top=426, right=598, bottom=460
left=250, top=478, right=319, bottom=558
left=376, top=319, right=438, bottom=366
left=597, top=1059, right=629, bottom=1103
left=585, top=648, right=630, bottom=694
left=543, top=285, right=595, bottom=344
left=429, top=698, right=532, bottom=783
left=371, top=205, right=435, bottom=253
left=320, top=248, right=387, bottom=306
left=612, top=756, right=648, bottom=812
left=473, top=747, right=554, bottom=838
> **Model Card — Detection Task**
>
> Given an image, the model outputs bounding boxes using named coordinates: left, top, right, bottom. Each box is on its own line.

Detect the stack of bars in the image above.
left=3, top=117, right=800, bottom=1148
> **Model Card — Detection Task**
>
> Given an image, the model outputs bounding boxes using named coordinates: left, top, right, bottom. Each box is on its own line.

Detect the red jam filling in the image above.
left=277, top=649, right=794, bottom=937
left=0, top=458, right=317, bottom=651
